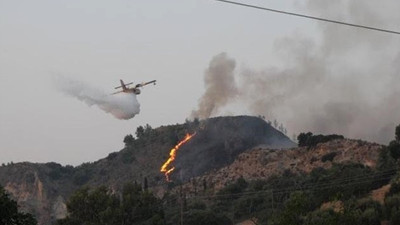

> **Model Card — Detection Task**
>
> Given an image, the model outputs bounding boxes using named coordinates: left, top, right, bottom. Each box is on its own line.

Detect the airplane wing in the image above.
left=136, top=80, right=156, bottom=88
left=111, top=90, right=123, bottom=95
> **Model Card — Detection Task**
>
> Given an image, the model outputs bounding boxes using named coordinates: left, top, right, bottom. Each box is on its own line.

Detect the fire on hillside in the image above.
left=160, top=132, right=196, bottom=182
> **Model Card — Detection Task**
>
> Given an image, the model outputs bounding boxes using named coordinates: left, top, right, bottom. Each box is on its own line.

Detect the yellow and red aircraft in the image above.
left=112, top=79, right=156, bottom=95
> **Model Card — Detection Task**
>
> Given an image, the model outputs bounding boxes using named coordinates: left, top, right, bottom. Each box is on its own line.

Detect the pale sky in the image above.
left=1, top=0, right=398, bottom=165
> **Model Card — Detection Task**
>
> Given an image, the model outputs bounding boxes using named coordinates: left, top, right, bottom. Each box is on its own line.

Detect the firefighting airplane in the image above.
left=112, top=79, right=156, bottom=95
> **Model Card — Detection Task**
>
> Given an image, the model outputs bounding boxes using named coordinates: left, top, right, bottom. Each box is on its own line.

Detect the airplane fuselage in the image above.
left=123, top=88, right=141, bottom=95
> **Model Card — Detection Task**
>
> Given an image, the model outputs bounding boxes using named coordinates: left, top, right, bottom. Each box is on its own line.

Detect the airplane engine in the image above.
left=134, top=89, right=141, bottom=95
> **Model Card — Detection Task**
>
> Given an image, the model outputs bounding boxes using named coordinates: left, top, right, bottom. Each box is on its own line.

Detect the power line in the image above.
left=187, top=174, right=394, bottom=201
left=164, top=168, right=397, bottom=201
left=184, top=168, right=398, bottom=199
left=214, top=0, right=400, bottom=35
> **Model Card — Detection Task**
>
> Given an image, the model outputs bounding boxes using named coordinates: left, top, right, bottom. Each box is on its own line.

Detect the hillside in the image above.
left=179, top=138, right=383, bottom=194
left=0, top=116, right=295, bottom=225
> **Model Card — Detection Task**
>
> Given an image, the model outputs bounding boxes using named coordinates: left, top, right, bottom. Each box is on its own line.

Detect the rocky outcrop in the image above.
left=0, top=164, right=70, bottom=225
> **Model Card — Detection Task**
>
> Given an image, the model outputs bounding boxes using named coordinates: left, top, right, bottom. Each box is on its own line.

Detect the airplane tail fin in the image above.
left=120, top=79, right=127, bottom=91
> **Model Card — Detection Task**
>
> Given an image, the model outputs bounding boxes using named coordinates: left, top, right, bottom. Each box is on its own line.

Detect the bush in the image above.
left=384, top=194, right=400, bottom=219
left=376, top=147, right=397, bottom=172
left=391, top=210, right=400, bottom=225
left=123, top=134, right=135, bottom=146
left=272, top=191, right=314, bottom=225
left=304, top=209, right=340, bottom=225
left=361, top=207, right=380, bottom=225
left=217, top=177, right=248, bottom=197
left=386, top=178, right=400, bottom=197
left=184, top=209, right=231, bottom=225
left=106, top=152, right=118, bottom=160
left=321, top=152, right=337, bottom=162
left=72, top=165, right=93, bottom=185
left=388, top=140, right=400, bottom=160
left=308, top=164, right=377, bottom=203
left=48, top=164, right=74, bottom=180
left=58, top=184, right=165, bottom=225
left=121, top=150, right=135, bottom=164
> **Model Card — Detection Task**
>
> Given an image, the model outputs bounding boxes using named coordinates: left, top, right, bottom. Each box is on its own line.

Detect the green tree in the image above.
left=0, top=186, right=37, bottom=225
left=304, top=209, right=340, bottom=225
left=120, top=183, right=164, bottom=225
left=136, top=126, right=145, bottom=138
left=123, top=134, right=135, bottom=146
left=376, top=147, right=397, bottom=174
left=388, top=140, right=400, bottom=160
left=384, top=194, right=400, bottom=222
left=298, top=132, right=313, bottom=147
left=58, top=184, right=164, bottom=225
left=184, top=210, right=231, bottom=225
left=272, top=191, right=313, bottom=225
left=387, top=124, right=400, bottom=159
left=58, top=186, right=120, bottom=225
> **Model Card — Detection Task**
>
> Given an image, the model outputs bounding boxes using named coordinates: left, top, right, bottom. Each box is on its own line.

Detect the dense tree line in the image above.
left=297, top=132, right=344, bottom=147
left=57, top=183, right=164, bottom=225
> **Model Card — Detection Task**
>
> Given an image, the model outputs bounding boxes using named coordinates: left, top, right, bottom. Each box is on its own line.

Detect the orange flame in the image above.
left=160, top=132, right=196, bottom=182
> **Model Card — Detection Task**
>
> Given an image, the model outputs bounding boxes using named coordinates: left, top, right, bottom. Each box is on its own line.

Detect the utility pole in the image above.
left=180, top=185, right=184, bottom=225
left=231, top=204, right=235, bottom=225
left=271, top=189, right=274, bottom=212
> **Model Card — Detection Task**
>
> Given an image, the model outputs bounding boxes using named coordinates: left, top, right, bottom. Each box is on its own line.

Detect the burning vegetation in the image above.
left=160, top=132, right=197, bottom=182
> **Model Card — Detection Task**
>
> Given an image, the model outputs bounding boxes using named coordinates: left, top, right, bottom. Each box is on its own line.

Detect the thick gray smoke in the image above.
left=55, top=77, right=140, bottom=120
left=191, top=53, right=238, bottom=119
left=193, top=1, right=400, bottom=144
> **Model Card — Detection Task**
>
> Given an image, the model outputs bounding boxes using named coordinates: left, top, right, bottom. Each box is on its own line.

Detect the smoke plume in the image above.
left=191, top=53, right=238, bottom=119
left=193, top=1, right=400, bottom=144
left=55, top=77, right=140, bottom=120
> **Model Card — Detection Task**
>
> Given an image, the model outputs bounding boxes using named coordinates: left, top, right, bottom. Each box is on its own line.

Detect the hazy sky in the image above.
left=1, top=0, right=399, bottom=166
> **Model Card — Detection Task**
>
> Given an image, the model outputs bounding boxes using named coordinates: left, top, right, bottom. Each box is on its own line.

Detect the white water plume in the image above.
left=55, top=77, right=140, bottom=120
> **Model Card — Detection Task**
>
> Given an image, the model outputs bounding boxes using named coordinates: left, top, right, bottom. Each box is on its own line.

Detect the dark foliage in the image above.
left=384, top=194, right=400, bottom=222
left=388, top=140, right=400, bottom=160
left=217, top=177, right=248, bottom=199
left=71, top=163, right=94, bottom=186
left=47, top=163, right=74, bottom=180
left=123, top=134, right=135, bottom=146
left=135, top=126, right=145, bottom=139
left=184, top=210, right=231, bottom=225
left=386, top=123, right=400, bottom=160
left=321, top=152, right=337, bottom=162
left=57, top=183, right=164, bottom=225
left=271, top=191, right=314, bottom=225
left=298, top=132, right=344, bottom=147
left=121, top=149, right=136, bottom=164
left=106, top=152, right=118, bottom=160
left=376, top=147, right=397, bottom=174
left=388, top=179, right=400, bottom=197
